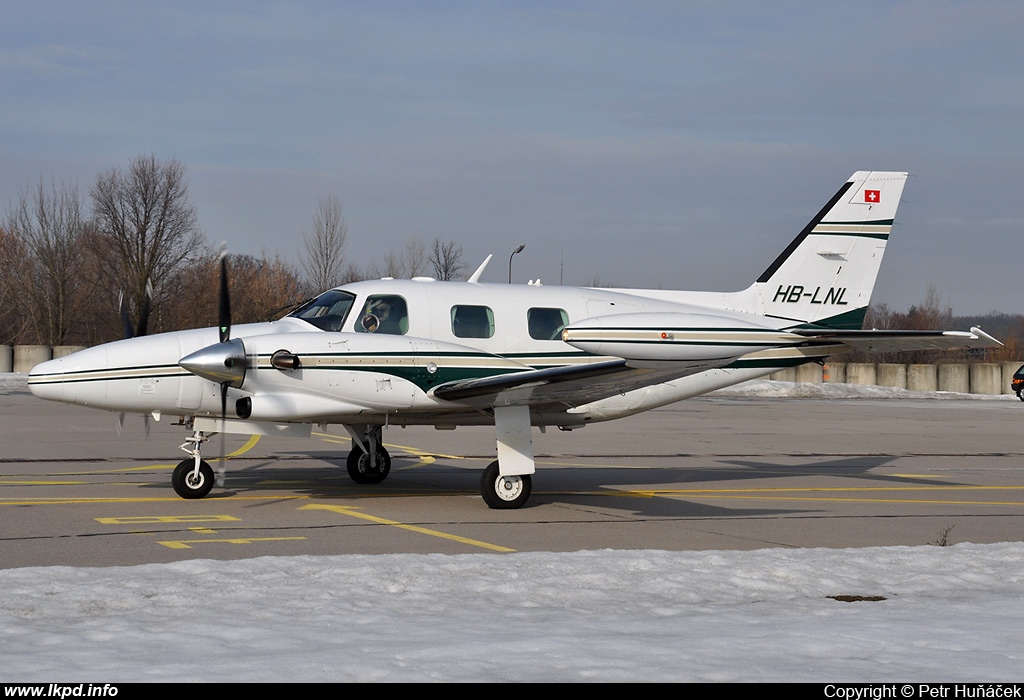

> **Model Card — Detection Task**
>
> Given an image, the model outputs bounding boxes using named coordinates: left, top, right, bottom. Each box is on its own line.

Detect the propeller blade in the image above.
left=218, top=381, right=228, bottom=486
left=135, top=279, right=153, bottom=338
left=118, top=291, right=134, bottom=339
left=115, top=412, right=125, bottom=436
left=218, top=252, right=231, bottom=344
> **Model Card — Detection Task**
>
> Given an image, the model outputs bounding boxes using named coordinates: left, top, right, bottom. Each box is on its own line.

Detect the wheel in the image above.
left=480, top=460, right=532, bottom=509
left=172, top=459, right=215, bottom=499
left=346, top=445, right=391, bottom=484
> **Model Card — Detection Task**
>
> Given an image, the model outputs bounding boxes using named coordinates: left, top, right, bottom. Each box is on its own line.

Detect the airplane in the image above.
left=26, top=171, right=1001, bottom=509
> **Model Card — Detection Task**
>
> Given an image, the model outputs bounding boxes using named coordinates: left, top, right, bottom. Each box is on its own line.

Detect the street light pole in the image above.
left=508, top=243, right=525, bottom=283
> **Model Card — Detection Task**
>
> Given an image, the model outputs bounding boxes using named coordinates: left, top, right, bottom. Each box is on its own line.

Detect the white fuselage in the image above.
left=28, top=279, right=823, bottom=432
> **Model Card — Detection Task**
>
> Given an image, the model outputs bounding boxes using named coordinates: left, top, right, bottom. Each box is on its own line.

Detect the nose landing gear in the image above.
left=172, top=430, right=215, bottom=499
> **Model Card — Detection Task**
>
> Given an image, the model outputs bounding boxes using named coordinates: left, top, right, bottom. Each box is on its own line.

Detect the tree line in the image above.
left=854, top=284, right=1023, bottom=364
left=0, top=154, right=466, bottom=347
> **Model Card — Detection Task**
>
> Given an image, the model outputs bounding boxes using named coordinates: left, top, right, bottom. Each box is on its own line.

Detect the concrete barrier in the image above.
left=0, top=346, right=12, bottom=373
left=769, top=368, right=797, bottom=382
left=13, top=345, right=52, bottom=374
left=824, top=362, right=846, bottom=383
left=795, top=363, right=822, bottom=383
left=876, top=364, right=907, bottom=389
left=938, top=364, right=970, bottom=393
left=970, top=363, right=1002, bottom=395
left=1002, top=362, right=1021, bottom=395
left=846, top=363, right=877, bottom=386
left=907, top=364, right=938, bottom=392
left=53, top=345, right=87, bottom=359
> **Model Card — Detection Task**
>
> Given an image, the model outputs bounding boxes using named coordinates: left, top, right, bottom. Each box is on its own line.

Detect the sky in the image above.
left=3, top=543, right=1023, bottom=682
left=2, top=1, right=1022, bottom=314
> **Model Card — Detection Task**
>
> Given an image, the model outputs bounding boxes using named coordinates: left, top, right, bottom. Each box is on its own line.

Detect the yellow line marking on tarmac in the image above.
left=12, top=436, right=266, bottom=478
left=95, top=515, right=242, bottom=524
left=635, top=485, right=1024, bottom=494
left=307, top=425, right=464, bottom=470
left=158, top=537, right=307, bottom=549
left=222, top=435, right=262, bottom=459
left=0, top=480, right=89, bottom=485
left=189, top=527, right=217, bottom=534
left=115, top=464, right=180, bottom=472
left=622, top=484, right=1024, bottom=506
left=300, top=503, right=516, bottom=553
left=0, top=495, right=313, bottom=506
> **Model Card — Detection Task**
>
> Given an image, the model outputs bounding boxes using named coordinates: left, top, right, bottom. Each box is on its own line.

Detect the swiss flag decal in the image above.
left=864, top=189, right=881, bottom=203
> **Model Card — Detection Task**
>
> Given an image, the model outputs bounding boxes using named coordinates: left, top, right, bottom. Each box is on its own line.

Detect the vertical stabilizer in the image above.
left=752, top=171, right=908, bottom=329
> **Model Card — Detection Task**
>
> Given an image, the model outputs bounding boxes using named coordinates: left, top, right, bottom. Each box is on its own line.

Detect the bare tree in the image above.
left=403, top=237, right=427, bottom=278
left=161, top=249, right=307, bottom=330
left=428, top=237, right=466, bottom=280
left=302, top=195, right=348, bottom=291
left=90, top=154, right=204, bottom=335
left=0, top=225, right=28, bottom=344
left=4, top=178, right=88, bottom=345
left=368, top=237, right=430, bottom=279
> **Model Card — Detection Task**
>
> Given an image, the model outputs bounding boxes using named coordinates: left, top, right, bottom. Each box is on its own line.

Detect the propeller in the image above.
left=178, top=246, right=245, bottom=486
left=216, top=250, right=231, bottom=484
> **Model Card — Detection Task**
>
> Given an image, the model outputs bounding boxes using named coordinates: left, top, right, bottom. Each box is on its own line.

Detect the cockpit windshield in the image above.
left=287, top=290, right=356, bottom=331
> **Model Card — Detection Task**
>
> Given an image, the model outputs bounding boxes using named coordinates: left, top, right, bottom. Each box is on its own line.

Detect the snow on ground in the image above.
left=2, top=545, right=1023, bottom=682
left=2, top=373, right=1021, bottom=681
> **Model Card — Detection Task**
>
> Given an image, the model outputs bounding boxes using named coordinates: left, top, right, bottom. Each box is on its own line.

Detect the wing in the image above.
left=792, top=326, right=1002, bottom=353
left=431, top=358, right=728, bottom=409
left=431, top=326, right=1001, bottom=410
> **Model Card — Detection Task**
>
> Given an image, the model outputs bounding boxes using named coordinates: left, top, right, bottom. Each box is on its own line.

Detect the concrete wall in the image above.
left=846, top=363, right=877, bottom=386
left=12, top=345, right=52, bottom=374
left=758, top=359, right=1019, bottom=395
left=1002, top=362, right=1021, bottom=395
left=907, top=364, right=937, bottom=392
left=876, top=364, right=907, bottom=389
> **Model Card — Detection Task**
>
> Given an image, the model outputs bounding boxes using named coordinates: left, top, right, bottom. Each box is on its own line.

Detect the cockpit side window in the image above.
left=451, top=305, right=495, bottom=339
left=356, top=295, right=409, bottom=335
left=287, top=290, right=356, bottom=332
left=528, top=307, right=569, bottom=340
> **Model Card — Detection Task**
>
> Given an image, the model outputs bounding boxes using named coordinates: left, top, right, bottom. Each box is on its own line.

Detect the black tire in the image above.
left=172, top=459, right=215, bottom=499
left=346, top=445, right=391, bottom=484
left=480, top=460, right=532, bottom=509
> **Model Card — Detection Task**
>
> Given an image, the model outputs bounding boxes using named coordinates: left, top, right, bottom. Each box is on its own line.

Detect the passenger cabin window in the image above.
left=356, top=295, right=409, bottom=335
left=451, top=305, right=495, bottom=339
left=528, top=307, right=569, bottom=340
left=287, top=290, right=356, bottom=332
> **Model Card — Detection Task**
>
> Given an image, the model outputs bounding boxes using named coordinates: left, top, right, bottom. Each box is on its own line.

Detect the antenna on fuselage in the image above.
left=467, top=254, right=493, bottom=284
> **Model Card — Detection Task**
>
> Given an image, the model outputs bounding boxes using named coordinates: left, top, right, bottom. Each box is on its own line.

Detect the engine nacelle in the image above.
left=562, top=312, right=798, bottom=361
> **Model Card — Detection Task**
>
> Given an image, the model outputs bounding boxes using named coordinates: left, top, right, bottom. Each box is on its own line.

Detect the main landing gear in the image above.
left=344, top=424, right=391, bottom=484
left=480, top=460, right=532, bottom=509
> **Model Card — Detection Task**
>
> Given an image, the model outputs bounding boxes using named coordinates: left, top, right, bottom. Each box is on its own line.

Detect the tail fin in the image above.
left=751, top=170, right=908, bottom=329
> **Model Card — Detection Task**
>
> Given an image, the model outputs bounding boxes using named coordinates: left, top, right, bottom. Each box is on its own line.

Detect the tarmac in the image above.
left=2, top=381, right=1023, bottom=569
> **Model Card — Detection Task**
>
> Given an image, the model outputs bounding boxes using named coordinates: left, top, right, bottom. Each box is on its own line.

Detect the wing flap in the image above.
left=431, top=358, right=726, bottom=409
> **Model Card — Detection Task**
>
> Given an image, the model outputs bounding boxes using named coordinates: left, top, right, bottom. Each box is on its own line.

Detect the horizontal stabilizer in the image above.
left=792, top=326, right=1002, bottom=353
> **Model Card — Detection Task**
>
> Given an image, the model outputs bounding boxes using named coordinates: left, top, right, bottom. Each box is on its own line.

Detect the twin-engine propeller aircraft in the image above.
left=28, top=171, right=999, bottom=508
